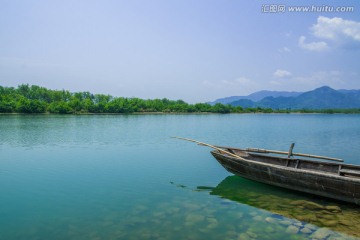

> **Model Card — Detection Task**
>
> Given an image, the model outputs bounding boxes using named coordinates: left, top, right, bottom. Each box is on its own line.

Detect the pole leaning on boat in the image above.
left=172, top=137, right=246, bottom=161
left=212, top=145, right=343, bottom=162
left=244, top=148, right=344, bottom=162
left=173, top=137, right=343, bottom=163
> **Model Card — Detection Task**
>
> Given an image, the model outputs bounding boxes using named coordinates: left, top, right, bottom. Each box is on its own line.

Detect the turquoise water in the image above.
left=1, top=114, right=360, bottom=240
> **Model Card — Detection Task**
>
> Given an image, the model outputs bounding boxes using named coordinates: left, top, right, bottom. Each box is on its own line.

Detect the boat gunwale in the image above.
left=211, top=150, right=360, bottom=183
left=247, top=152, right=360, bottom=168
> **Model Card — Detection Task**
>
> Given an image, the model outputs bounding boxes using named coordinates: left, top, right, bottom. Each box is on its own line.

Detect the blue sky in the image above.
left=1, top=0, right=360, bottom=102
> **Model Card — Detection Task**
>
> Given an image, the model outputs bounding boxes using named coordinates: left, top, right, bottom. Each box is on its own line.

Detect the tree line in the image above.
left=1, top=85, right=359, bottom=114
left=0, top=84, right=245, bottom=114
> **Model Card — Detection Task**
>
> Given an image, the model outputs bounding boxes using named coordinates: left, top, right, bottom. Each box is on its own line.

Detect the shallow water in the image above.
left=0, top=114, right=360, bottom=239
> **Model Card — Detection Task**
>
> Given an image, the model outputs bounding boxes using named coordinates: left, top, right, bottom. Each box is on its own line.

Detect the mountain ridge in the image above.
left=210, top=90, right=303, bottom=105
left=217, top=86, right=360, bottom=109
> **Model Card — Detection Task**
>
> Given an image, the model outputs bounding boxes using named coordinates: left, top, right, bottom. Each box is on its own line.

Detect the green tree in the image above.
left=48, top=101, right=73, bottom=114
left=212, top=103, right=231, bottom=113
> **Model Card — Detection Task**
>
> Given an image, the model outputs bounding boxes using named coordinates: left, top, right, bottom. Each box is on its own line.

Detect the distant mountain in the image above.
left=229, top=99, right=256, bottom=108
left=338, top=89, right=360, bottom=99
left=228, top=86, right=360, bottom=109
left=210, top=90, right=303, bottom=105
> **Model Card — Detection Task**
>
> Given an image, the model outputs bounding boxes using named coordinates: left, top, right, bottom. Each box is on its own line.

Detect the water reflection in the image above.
left=198, top=176, right=360, bottom=238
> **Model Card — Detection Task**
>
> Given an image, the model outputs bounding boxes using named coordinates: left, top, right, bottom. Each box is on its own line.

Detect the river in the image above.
left=1, top=114, right=359, bottom=239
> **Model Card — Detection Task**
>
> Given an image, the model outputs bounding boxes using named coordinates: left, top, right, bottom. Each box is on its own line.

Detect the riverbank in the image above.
left=1, top=111, right=360, bottom=115
left=1, top=84, right=360, bottom=114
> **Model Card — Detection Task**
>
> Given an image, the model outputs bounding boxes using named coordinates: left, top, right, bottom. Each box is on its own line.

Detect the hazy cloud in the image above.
left=291, top=71, right=352, bottom=90
left=203, top=77, right=253, bottom=87
left=273, top=69, right=292, bottom=78
left=278, top=47, right=291, bottom=53
left=270, top=80, right=281, bottom=85
left=312, top=16, right=360, bottom=42
left=269, top=70, right=358, bottom=91
left=202, top=76, right=260, bottom=97
left=298, top=36, right=329, bottom=51
left=221, top=77, right=252, bottom=86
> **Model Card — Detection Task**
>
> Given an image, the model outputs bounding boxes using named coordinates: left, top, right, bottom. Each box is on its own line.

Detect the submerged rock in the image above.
left=265, top=217, right=277, bottom=224
left=300, top=227, right=312, bottom=234
left=296, top=213, right=317, bottom=222
left=310, top=228, right=333, bottom=239
left=235, top=212, right=244, bottom=219
left=318, top=219, right=339, bottom=227
left=206, top=223, right=218, bottom=229
left=206, top=217, right=218, bottom=225
left=290, top=200, right=325, bottom=211
left=338, top=219, right=353, bottom=226
left=226, top=230, right=238, bottom=238
left=285, top=225, right=299, bottom=234
left=292, top=220, right=303, bottom=227
left=153, top=212, right=165, bottom=218
left=249, top=212, right=258, bottom=217
left=185, top=214, right=205, bottom=225
left=279, top=220, right=292, bottom=226
left=304, top=223, right=317, bottom=230
left=328, top=233, right=358, bottom=240
left=237, top=233, right=251, bottom=240
left=252, top=215, right=262, bottom=221
left=245, top=231, right=257, bottom=239
left=265, top=226, right=275, bottom=233
left=325, top=205, right=342, bottom=213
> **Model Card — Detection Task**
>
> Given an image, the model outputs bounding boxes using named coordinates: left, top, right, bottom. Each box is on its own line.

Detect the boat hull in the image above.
left=211, top=151, right=360, bottom=205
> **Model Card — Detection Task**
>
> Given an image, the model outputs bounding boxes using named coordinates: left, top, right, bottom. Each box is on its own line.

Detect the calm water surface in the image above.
left=1, top=114, right=360, bottom=240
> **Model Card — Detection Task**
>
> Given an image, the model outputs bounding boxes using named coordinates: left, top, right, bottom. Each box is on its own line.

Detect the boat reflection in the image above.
left=198, top=176, right=360, bottom=237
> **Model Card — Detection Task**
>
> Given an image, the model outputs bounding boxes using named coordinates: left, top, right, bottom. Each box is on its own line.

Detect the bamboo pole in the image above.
left=214, top=146, right=343, bottom=162
left=173, top=137, right=344, bottom=162
left=172, top=137, right=246, bottom=161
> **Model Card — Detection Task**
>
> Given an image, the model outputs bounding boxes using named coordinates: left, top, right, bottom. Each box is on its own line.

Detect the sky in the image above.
left=0, top=0, right=360, bottom=103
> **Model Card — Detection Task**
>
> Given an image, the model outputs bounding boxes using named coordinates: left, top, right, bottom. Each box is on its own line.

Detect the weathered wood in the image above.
left=288, top=143, right=295, bottom=158
left=215, top=145, right=343, bottom=162
left=338, top=165, right=342, bottom=176
left=291, top=152, right=344, bottom=162
left=340, top=169, right=360, bottom=177
left=212, top=150, right=360, bottom=205
left=173, top=137, right=359, bottom=205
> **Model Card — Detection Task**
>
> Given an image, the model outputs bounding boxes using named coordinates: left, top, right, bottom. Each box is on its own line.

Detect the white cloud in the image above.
left=278, top=47, right=291, bottom=53
left=273, top=69, right=292, bottom=78
left=312, top=16, right=360, bottom=42
left=298, top=36, right=329, bottom=51
left=299, top=16, right=360, bottom=51
left=283, top=47, right=291, bottom=52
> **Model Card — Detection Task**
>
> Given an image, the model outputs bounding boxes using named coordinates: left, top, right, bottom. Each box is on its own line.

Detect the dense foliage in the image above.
left=1, top=85, right=359, bottom=114
left=0, top=84, right=244, bottom=114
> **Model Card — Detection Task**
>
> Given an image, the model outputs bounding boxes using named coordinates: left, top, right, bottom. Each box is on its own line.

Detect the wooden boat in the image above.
left=174, top=137, right=360, bottom=205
